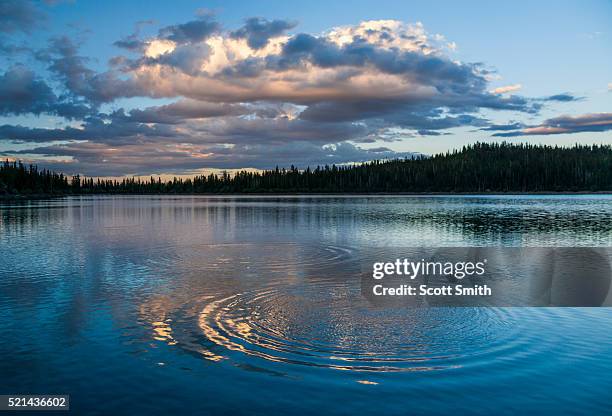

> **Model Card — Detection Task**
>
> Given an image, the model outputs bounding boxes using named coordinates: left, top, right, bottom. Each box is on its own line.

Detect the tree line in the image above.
left=1, top=142, right=611, bottom=196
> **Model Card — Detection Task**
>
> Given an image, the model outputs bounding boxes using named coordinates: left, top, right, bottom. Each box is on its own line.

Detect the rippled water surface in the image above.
left=1, top=195, right=612, bottom=415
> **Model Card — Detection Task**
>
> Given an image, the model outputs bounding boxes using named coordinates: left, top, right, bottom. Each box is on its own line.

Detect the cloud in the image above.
left=0, top=102, right=368, bottom=146
left=0, top=116, right=178, bottom=145
left=6, top=140, right=416, bottom=176
left=417, top=129, right=451, bottom=136
left=153, top=42, right=211, bottom=75
left=113, top=20, right=154, bottom=52
left=0, top=0, right=44, bottom=34
left=110, top=19, right=545, bottom=134
left=0, top=40, right=30, bottom=55
left=480, top=122, right=525, bottom=131
left=0, top=66, right=54, bottom=115
left=0, top=16, right=591, bottom=175
left=159, top=15, right=220, bottom=44
left=114, top=36, right=145, bottom=52
left=544, top=93, right=579, bottom=102
left=491, top=84, right=522, bottom=94
left=37, top=19, right=550, bottom=116
left=120, top=100, right=250, bottom=124
left=0, top=66, right=91, bottom=118
left=608, top=83, right=612, bottom=92
left=231, top=17, right=297, bottom=49
left=69, top=21, right=497, bottom=106
left=191, top=115, right=371, bottom=145
left=39, top=36, right=143, bottom=103
left=493, top=113, right=612, bottom=136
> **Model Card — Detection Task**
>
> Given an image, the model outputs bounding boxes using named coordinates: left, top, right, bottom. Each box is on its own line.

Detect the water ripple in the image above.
left=140, top=281, right=554, bottom=373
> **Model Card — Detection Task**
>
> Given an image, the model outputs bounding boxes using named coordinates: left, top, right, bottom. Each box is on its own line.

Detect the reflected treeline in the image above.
left=2, top=143, right=612, bottom=195
left=2, top=195, right=611, bottom=246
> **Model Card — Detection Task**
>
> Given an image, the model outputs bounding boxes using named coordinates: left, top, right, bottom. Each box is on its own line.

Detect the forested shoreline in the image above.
left=1, top=143, right=611, bottom=197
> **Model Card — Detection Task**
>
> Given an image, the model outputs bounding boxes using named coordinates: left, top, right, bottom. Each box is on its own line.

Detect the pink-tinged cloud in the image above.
left=494, top=113, right=612, bottom=137
left=491, top=84, right=522, bottom=95
left=522, top=126, right=568, bottom=135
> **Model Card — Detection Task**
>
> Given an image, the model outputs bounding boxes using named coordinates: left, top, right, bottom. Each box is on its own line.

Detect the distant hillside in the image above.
left=2, top=142, right=611, bottom=196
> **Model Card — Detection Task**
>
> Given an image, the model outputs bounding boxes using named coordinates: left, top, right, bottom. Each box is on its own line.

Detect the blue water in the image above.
left=1, top=195, right=611, bottom=415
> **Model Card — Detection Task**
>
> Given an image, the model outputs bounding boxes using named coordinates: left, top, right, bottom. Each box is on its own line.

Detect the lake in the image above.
left=1, top=195, right=611, bottom=415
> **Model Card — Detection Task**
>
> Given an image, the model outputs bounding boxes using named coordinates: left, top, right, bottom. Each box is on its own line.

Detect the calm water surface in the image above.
left=1, top=195, right=611, bottom=415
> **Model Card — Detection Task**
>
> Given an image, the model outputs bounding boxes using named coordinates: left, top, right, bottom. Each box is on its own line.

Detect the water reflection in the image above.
left=1, top=195, right=612, bottom=415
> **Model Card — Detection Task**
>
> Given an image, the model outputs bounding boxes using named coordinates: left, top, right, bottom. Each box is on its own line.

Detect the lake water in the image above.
left=1, top=195, right=611, bottom=415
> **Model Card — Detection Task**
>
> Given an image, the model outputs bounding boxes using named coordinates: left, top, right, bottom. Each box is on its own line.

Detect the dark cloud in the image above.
left=417, top=130, right=451, bottom=136
left=190, top=116, right=371, bottom=146
left=121, top=100, right=249, bottom=124
left=113, top=36, right=145, bottom=52
left=159, top=16, right=220, bottom=44
left=299, top=99, right=494, bottom=129
left=0, top=66, right=54, bottom=114
left=0, top=113, right=179, bottom=144
left=393, top=112, right=489, bottom=130
left=0, top=0, right=44, bottom=34
left=125, top=42, right=212, bottom=76
left=276, top=35, right=483, bottom=92
left=543, top=93, right=580, bottom=102
left=231, top=17, right=297, bottom=49
left=39, top=36, right=143, bottom=103
left=0, top=124, right=85, bottom=143
left=0, top=39, right=31, bottom=56
left=219, top=57, right=266, bottom=78
left=0, top=102, right=371, bottom=152
left=155, top=43, right=210, bottom=75
left=0, top=66, right=91, bottom=119
left=480, top=122, right=525, bottom=131
left=493, top=113, right=612, bottom=136
left=113, top=20, right=154, bottom=52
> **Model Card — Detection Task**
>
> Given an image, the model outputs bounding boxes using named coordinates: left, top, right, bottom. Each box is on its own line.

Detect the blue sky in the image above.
left=0, top=0, right=610, bottom=176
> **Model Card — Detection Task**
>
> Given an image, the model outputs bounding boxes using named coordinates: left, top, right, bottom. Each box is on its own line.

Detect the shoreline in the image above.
left=2, top=190, right=612, bottom=201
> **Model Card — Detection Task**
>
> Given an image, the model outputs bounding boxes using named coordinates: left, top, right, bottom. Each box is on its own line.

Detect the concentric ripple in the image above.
left=140, top=284, right=553, bottom=373
left=136, top=242, right=573, bottom=373
left=194, top=290, right=532, bottom=371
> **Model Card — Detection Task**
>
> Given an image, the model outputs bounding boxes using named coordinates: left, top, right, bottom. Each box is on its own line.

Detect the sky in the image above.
left=0, top=0, right=610, bottom=177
